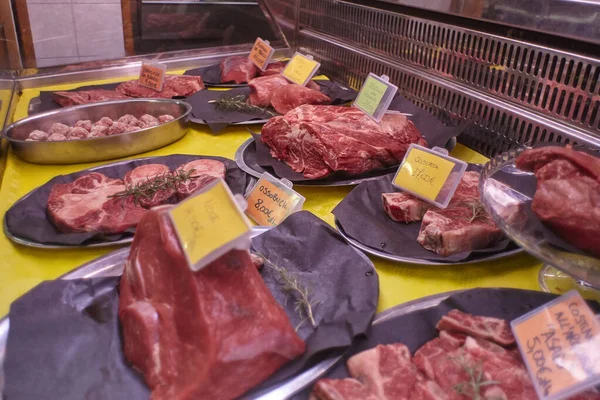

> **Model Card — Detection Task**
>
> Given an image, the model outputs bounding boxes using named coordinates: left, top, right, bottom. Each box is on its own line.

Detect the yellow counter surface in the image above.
left=0, top=78, right=543, bottom=317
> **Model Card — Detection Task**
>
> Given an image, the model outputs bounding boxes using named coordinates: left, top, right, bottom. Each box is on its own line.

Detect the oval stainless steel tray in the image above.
left=2, top=99, right=191, bottom=165
left=189, top=114, right=269, bottom=126
left=0, top=225, right=344, bottom=400
left=334, top=218, right=524, bottom=266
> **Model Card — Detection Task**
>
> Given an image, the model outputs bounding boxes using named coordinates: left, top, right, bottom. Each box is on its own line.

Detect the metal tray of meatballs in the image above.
left=1, top=99, right=192, bottom=165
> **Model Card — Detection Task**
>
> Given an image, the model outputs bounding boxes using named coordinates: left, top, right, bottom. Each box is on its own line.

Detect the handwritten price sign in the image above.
left=169, top=179, right=252, bottom=271
left=245, top=174, right=304, bottom=226
left=281, top=52, right=320, bottom=86
left=248, top=38, right=274, bottom=71
left=512, top=291, right=600, bottom=400
left=353, top=73, right=398, bottom=122
left=392, top=144, right=466, bottom=207
left=138, top=61, right=166, bottom=92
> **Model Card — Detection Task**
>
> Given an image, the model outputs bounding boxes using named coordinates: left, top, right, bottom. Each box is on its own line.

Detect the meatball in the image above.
left=47, top=133, right=67, bottom=141
left=48, top=123, right=70, bottom=136
left=108, top=122, right=127, bottom=135
left=158, top=114, right=175, bottom=124
left=140, top=114, right=159, bottom=128
left=117, top=114, right=139, bottom=125
left=74, top=120, right=92, bottom=131
left=67, top=127, right=89, bottom=140
left=125, top=125, right=140, bottom=133
left=88, top=125, right=109, bottom=138
left=95, top=117, right=114, bottom=127
left=28, top=130, right=48, bottom=141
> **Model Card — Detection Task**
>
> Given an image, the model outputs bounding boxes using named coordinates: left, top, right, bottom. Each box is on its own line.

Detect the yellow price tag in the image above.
left=138, top=62, right=166, bottom=92
left=512, top=291, right=600, bottom=399
left=169, top=179, right=252, bottom=270
left=248, top=38, right=274, bottom=71
left=393, top=147, right=456, bottom=202
left=245, top=176, right=304, bottom=226
left=281, top=52, right=320, bottom=86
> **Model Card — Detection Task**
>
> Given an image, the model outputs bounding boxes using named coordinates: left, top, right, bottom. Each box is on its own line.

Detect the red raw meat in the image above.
left=436, top=309, right=515, bottom=346
left=271, top=85, right=331, bottom=114
left=261, top=105, right=426, bottom=179
left=310, top=379, right=383, bottom=400
left=220, top=55, right=258, bottom=84
left=116, top=75, right=204, bottom=98
left=260, top=61, right=287, bottom=76
left=248, top=75, right=290, bottom=107
left=174, top=159, right=226, bottom=200
left=382, top=192, right=430, bottom=223
left=515, top=146, right=600, bottom=257
left=47, top=172, right=147, bottom=234
left=119, top=206, right=305, bottom=400
left=52, top=89, right=129, bottom=107
left=123, top=164, right=176, bottom=208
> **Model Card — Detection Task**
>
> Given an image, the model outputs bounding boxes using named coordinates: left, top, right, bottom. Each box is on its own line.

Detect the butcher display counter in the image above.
left=0, top=70, right=544, bottom=318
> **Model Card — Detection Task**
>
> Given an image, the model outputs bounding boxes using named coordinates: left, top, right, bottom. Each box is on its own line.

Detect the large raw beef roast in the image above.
left=261, top=105, right=427, bottom=179
left=516, top=145, right=600, bottom=257
left=119, top=206, right=305, bottom=400
left=220, top=55, right=258, bottom=84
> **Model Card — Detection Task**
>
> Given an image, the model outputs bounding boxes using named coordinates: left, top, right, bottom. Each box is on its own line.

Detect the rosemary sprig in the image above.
left=458, top=200, right=488, bottom=223
left=450, top=355, right=500, bottom=400
left=108, top=168, right=198, bottom=206
left=209, top=94, right=275, bottom=116
left=254, top=252, right=319, bottom=330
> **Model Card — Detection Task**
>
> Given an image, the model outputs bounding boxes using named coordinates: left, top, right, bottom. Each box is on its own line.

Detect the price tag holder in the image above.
left=169, top=179, right=252, bottom=272
left=248, top=37, right=275, bottom=71
left=139, top=61, right=166, bottom=92
left=245, top=173, right=305, bottom=226
left=392, top=144, right=467, bottom=208
left=281, top=52, right=320, bottom=86
left=353, top=73, right=398, bottom=122
left=512, top=290, right=600, bottom=400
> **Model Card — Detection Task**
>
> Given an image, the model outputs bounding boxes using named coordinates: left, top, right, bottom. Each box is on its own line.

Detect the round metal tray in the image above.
left=189, top=115, right=269, bottom=126
left=334, top=218, right=524, bottom=266
left=2, top=99, right=191, bottom=165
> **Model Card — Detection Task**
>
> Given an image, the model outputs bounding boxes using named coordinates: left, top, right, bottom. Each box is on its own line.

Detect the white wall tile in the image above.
left=73, top=4, right=126, bottom=58
left=29, top=4, right=78, bottom=58
left=36, top=56, right=80, bottom=67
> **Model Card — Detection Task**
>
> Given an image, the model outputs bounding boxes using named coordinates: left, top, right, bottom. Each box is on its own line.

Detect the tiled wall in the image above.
left=27, top=0, right=126, bottom=68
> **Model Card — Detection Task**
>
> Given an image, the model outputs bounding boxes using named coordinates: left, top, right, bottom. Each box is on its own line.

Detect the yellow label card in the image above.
left=169, top=180, right=251, bottom=270
left=248, top=37, right=274, bottom=71
left=281, top=53, right=320, bottom=86
left=512, top=291, right=600, bottom=399
left=393, top=147, right=456, bottom=202
left=354, top=75, right=389, bottom=116
left=245, top=177, right=303, bottom=226
left=138, top=62, right=166, bottom=91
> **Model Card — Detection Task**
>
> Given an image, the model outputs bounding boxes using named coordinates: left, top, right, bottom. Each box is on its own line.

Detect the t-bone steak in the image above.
left=47, top=172, right=148, bottom=234
left=119, top=206, right=305, bottom=399
left=515, top=145, right=600, bottom=257
left=261, top=105, right=427, bottom=179
left=174, top=159, right=226, bottom=200
left=220, top=55, right=258, bottom=84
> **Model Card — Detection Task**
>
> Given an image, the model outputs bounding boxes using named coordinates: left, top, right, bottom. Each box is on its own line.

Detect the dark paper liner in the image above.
left=4, top=154, right=250, bottom=246
left=30, top=83, right=122, bottom=115
left=292, top=287, right=600, bottom=399
left=332, top=164, right=528, bottom=263
left=187, top=81, right=358, bottom=133
left=184, top=63, right=247, bottom=87
left=3, top=211, right=379, bottom=400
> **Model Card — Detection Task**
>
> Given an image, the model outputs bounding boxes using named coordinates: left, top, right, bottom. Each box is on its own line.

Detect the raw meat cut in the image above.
left=220, top=55, right=258, bottom=83
left=123, top=164, right=175, bottom=208
left=436, top=309, right=515, bottom=346
left=248, top=75, right=290, bottom=107
left=52, top=89, right=129, bottom=107
left=310, top=379, right=383, bottom=400
left=47, top=172, right=148, bottom=234
left=118, top=206, right=305, bottom=400
left=261, top=105, right=427, bottom=179
left=260, top=61, right=287, bottom=76
left=515, top=146, right=600, bottom=257
left=271, top=85, right=331, bottom=115
left=115, top=75, right=205, bottom=98
left=174, top=159, right=226, bottom=200
left=382, top=192, right=430, bottom=223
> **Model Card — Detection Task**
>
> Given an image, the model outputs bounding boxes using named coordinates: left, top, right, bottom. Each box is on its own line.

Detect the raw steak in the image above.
left=248, top=74, right=290, bottom=107
left=310, top=379, right=383, bottom=400
left=436, top=309, right=515, bottom=346
left=123, top=164, right=176, bottom=208
left=220, top=55, right=258, bottom=84
left=119, top=206, right=305, bottom=399
left=116, top=75, right=204, bottom=98
left=261, top=105, right=426, bottom=179
left=174, top=159, right=226, bottom=199
left=271, top=85, right=331, bottom=115
left=260, top=61, right=287, bottom=76
left=47, top=172, right=147, bottom=234
left=515, top=146, right=600, bottom=257
left=382, top=192, right=430, bottom=223
left=52, top=89, right=129, bottom=107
